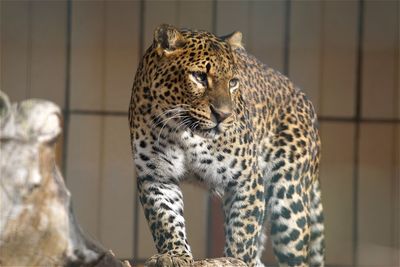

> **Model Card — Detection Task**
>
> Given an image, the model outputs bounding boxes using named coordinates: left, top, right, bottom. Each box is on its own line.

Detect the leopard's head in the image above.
left=146, top=24, right=243, bottom=138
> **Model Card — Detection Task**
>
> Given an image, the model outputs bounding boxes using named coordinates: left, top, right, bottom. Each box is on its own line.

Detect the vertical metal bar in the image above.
left=26, top=1, right=32, bottom=98
left=283, top=0, right=291, bottom=76
left=353, top=0, right=365, bottom=265
left=206, top=195, right=213, bottom=258
left=206, top=0, right=218, bottom=258
left=97, top=0, right=107, bottom=245
left=212, top=0, right=217, bottom=34
left=62, top=0, right=72, bottom=178
left=391, top=1, right=399, bottom=264
left=133, top=0, right=146, bottom=261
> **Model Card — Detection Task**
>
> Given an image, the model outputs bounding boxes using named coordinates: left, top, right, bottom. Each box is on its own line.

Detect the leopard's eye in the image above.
left=229, top=78, right=239, bottom=93
left=190, top=72, right=208, bottom=86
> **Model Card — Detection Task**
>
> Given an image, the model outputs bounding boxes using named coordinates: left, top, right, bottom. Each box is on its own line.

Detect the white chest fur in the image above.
left=135, top=131, right=241, bottom=192
left=180, top=131, right=238, bottom=193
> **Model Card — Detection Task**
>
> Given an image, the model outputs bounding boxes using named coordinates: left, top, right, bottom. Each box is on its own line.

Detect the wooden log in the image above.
left=0, top=91, right=130, bottom=267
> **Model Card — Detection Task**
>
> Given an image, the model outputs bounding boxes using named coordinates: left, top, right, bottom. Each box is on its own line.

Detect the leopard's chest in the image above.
left=135, top=130, right=258, bottom=192
left=180, top=131, right=246, bottom=192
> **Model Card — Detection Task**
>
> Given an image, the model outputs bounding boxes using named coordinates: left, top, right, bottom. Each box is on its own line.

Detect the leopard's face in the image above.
left=148, top=26, right=241, bottom=138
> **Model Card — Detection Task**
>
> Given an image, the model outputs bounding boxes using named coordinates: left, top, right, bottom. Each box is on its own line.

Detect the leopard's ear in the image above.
left=154, top=24, right=186, bottom=56
left=221, top=31, right=244, bottom=49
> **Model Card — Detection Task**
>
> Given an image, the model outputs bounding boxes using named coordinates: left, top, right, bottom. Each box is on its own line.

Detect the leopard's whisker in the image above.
left=150, top=108, right=186, bottom=129
left=156, top=113, right=187, bottom=145
left=174, top=117, right=192, bottom=135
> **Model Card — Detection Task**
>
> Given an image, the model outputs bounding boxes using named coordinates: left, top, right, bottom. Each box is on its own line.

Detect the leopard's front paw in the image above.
left=145, top=253, right=194, bottom=267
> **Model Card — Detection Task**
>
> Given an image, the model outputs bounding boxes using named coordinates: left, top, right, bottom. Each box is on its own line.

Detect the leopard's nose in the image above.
left=210, top=104, right=232, bottom=123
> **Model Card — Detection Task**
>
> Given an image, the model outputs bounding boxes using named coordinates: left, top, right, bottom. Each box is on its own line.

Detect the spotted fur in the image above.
left=129, top=25, right=325, bottom=267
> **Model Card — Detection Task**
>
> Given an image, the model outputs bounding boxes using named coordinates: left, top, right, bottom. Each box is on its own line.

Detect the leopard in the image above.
left=129, top=24, right=325, bottom=267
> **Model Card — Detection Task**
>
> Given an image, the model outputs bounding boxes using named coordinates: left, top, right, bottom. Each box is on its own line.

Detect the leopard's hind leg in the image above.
left=308, top=178, right=325, bottom=266
left=265, top=164, right=312, bottom=267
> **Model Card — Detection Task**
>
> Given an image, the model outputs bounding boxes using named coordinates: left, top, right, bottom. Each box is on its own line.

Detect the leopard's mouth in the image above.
left=184, top=115, right=222, bottom=138
left=199, top=125, right=221, bottom=138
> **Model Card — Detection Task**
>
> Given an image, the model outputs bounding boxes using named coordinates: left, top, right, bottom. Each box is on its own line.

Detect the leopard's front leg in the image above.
left=138, top=177, right=193, bottom=267
left=223, top=169, right=266, bottom=267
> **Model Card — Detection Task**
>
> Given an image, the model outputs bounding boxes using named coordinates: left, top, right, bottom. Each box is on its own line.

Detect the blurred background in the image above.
left=1, top=0, right=399, bottom=266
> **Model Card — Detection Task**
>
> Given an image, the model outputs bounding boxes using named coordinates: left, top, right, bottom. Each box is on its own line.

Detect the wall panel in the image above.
left=30, top=1, right=66, bottom=107
left=216, top=0, right=284, bottom=75
left=362, top=1, right=399, bottom=119
left=70, top=0, right=140, bottom=111
left=100, top=117, right=135, bottom=258
left=358, top=123, right=399, bottom=266
left=1, top=1, right=31, bottom=102
left=319, top=122, right=355, bottom=265
left=177, top=0, right=213, bottom=32
left=70, top=0, right=105, bottom=110
left=216, top=0, right=250, bottom=40
left=104, top=0, right=140, bottom=112
left=319, top=1, right=357, bottom=118
left=248, top=1, right=285, bottom=72
left=181, top=183, right=208, bottom=259
left=288, top=0, right=322, bottom=113
left=66, top=115, right=102, bottom=240
left=208, top=197, right=224, bottom=258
